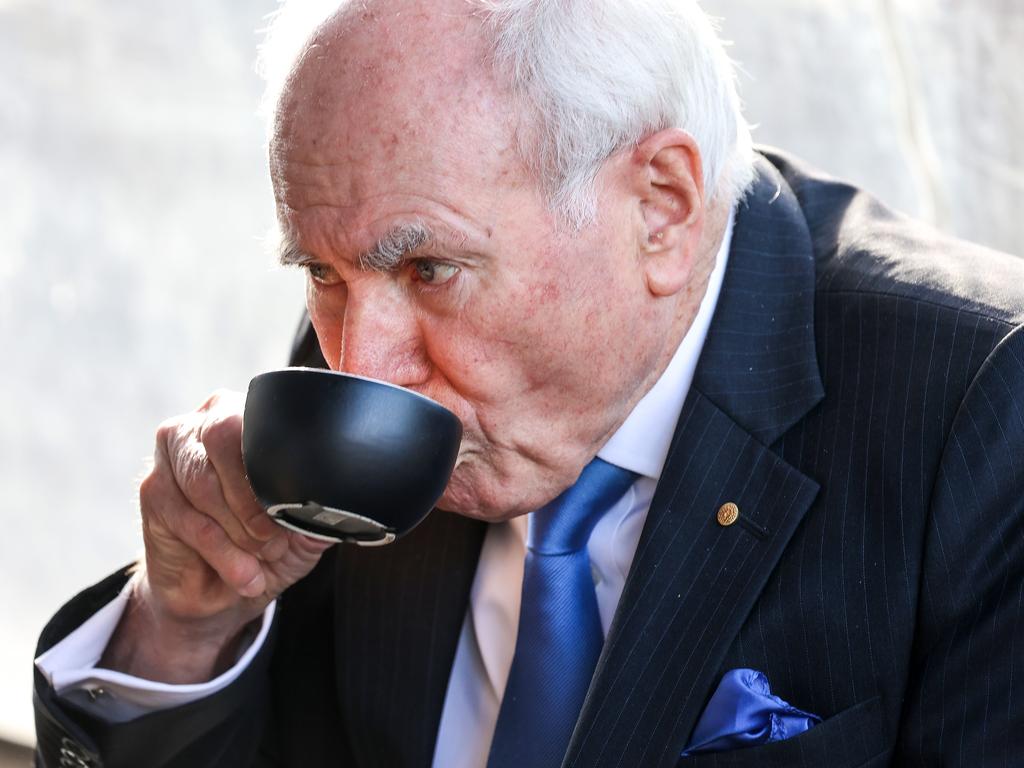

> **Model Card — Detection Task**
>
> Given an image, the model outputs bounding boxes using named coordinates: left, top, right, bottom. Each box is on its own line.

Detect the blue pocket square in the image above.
left=681, top=669, right=821, bottom=757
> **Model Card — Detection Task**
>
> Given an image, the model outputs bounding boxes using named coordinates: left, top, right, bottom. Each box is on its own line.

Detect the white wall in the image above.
left=0, top=0, right=295, bottom=744
left=2, top=0, right=1021, bottom=746
left=706, top=0, right=1024, bottom=254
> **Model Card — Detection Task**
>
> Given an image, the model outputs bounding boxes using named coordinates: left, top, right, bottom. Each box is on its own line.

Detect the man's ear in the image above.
left=631, top=129, right=705, bottom=297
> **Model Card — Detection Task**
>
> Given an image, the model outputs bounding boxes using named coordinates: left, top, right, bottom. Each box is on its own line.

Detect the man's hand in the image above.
left=100, top=390, right=333, bottom=684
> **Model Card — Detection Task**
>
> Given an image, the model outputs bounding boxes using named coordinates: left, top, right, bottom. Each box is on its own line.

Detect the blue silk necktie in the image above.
left=487, top=458, right=638, bottom=768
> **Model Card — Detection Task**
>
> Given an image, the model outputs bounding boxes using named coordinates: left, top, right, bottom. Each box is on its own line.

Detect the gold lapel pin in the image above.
left=717, top=502, right=740, bottom=527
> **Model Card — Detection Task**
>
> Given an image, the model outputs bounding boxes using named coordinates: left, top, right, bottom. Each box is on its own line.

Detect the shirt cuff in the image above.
left=35, top=579, right=276, bottom=716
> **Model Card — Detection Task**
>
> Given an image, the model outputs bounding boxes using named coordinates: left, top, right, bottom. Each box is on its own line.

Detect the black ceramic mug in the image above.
left=242, top=368, right=463, bottom=545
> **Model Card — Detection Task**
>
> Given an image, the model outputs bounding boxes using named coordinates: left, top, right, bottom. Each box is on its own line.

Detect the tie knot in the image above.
left=529, top=457, right=638, bottom=555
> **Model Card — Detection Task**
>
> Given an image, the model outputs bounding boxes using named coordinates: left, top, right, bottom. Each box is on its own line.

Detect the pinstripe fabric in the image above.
left=328, top=510, right=486, bottom=767
left=231, top=503, right=482, bottom=768
left=564, top=152, right=1024, bottom=767
left=32, top=150, right=1024, bottom=767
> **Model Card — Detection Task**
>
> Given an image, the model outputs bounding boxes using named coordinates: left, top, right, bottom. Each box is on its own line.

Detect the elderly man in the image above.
left=33, top=0, right=1024, bottom=766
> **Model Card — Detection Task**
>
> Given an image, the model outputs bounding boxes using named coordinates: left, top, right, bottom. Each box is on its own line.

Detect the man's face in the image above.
left=270, top=9, right=677, bottom=520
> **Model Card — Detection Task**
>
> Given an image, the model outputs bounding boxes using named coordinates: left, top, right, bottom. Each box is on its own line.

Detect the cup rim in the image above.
left=259, top=367, right=453, bottom=414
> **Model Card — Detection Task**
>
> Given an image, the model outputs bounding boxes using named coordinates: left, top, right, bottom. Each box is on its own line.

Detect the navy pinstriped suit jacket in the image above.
left=34, top=150, right=1024, bottom=767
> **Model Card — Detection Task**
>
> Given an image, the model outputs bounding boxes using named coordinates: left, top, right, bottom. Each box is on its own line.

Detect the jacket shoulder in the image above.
left=761, top=147, right=1024, bottom=329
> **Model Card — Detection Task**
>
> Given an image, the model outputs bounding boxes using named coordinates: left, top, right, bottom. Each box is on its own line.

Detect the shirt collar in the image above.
left=597, top=209, right=735, bottom=480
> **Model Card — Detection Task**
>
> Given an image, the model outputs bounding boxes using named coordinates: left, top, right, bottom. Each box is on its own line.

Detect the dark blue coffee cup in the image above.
left=242, top=368, right=463, bottom=545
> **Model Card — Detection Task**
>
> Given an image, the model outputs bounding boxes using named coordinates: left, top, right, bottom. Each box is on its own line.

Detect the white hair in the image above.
left=258, top=0, right=754, bottom=226
left=256, top=0, right=341, bottom=120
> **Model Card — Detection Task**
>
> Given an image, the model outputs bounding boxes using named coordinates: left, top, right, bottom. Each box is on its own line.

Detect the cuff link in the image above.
left=59, top=737, right=99, bottom=768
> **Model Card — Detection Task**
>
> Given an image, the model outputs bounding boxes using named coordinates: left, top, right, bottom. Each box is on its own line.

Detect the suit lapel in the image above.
left=332, top=509, right=487, bottom=767
left=567, top=154, right=825, bottom=767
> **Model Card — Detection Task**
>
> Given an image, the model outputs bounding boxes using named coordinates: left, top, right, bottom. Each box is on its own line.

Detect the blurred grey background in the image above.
left=1, top=0, right=1021, bottom=754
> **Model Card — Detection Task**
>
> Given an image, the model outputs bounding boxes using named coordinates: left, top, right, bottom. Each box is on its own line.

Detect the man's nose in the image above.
left=336, top=288, right=431, bottom=387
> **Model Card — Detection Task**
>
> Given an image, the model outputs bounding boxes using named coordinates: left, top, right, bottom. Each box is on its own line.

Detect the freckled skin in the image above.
left=271, top=0, right=722, bottom=521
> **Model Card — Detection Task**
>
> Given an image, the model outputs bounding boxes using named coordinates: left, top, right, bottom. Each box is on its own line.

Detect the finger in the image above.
left=260, top=531, right=336, bottom=598
left=176, top=506, right=266, bottom=598
left=198, top=411, right=281, bottom=544
left=195, top=387, right=245, bottom=414
left=140, top=460, right=264, bottom=606
left=146, top=464, right=267, bottom=599
left=291, top=530, right=336, bottom=556
left=157, top=418, right=271, bottom=558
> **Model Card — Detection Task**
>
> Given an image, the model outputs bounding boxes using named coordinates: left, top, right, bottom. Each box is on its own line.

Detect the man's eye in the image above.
left=413, top=259, right=459, bottom=286
left=306, top=262, right=343, bottom=286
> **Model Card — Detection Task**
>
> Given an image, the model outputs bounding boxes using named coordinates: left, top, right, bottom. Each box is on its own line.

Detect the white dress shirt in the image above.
left=37, top=214, right=734, bottom=764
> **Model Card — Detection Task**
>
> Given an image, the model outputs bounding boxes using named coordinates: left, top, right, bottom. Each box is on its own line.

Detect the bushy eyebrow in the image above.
left=360, top=222, right=434, bottom=271
left=277, top=235, right=311, bottom=268
left=276, top=222, right=435, bottom=272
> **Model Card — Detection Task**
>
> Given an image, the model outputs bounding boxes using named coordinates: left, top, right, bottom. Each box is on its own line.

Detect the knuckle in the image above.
left=138, top=469, right=161, bottom=503
left=155, top=413, right=198, bottom=461
left=200, top=413, right=242, bottom=456
left=153, top=418, right=180, bottom=451
left=199, top=389, right=224, bottom=410
left=138, top=461, right=178, bottom=516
